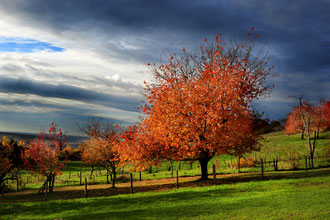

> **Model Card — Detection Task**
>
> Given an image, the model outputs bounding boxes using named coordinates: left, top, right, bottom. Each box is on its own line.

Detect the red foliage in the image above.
left=80, top=120, right=120, bottom=186
left=120, top=31, right=273, bottom=179
left=322, top=101, right=330, bottom=130
left=285, top=107, right=304, bottom=135
left=24, top=122, right=66, bottom=191
left=285, top=99, right=329, bottom=136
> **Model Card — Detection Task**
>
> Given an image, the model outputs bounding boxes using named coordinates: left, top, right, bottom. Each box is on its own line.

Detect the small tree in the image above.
left=293, top=98, right=328, bottom=168
left=80, top=119, right=120, bottom=187
left=24, top=122, right=66, bottom=193
left=0, top=136, right=24, bottom=193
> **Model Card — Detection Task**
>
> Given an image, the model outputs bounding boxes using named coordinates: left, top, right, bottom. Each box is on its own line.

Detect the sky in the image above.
left=0, top=0, right=329, bottom=135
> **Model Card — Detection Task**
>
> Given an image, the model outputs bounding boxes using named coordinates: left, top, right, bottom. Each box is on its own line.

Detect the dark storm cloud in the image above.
left=2, top=0, right=329, bottom=70
left=0, top=0, right=329, bottom=122
left=0, top=76, right=141, bottom=112
left=0, top=0, right=240, bottom=33
left=0, top=0, right=251, bottom=63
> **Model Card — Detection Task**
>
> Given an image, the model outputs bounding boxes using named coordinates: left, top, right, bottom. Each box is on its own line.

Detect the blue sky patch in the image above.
left=0, top=37, right=64, bottom=53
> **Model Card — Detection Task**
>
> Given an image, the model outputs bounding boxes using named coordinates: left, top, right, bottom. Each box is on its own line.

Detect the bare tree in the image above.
left=296, top=97, right=319, bottom=168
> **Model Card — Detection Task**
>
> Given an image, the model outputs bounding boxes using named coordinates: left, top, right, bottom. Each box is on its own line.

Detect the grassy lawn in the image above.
left=1, top=130, right=329, bottom=219
left=1, top=169, right=329, bottom=219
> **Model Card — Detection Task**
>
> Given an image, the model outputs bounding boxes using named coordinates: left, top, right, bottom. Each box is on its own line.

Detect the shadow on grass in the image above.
left=1, top=167, right=329, bottom=204
left=3, top=176, right=329, bottom=220
left=1, top=187, right=273, bottom=219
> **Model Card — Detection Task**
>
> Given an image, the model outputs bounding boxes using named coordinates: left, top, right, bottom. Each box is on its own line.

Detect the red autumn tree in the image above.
left=24, top=122, right=66, bottom=193
left=321, top=101, right=330, bottom=130
left=285, top=99, right=329, bottom=138
left=313, top=99, right=330, bottom=135
left=120, top=29, right=273, bottom=179
left=285, top=107, right=305, bottom=138
left=0, top=136, right=25, bottom=193
left=80, top=140, right=100, bottom=179
left=80, top=119, right=120, bottom=187
left=288, top=98, right=329, bottom=168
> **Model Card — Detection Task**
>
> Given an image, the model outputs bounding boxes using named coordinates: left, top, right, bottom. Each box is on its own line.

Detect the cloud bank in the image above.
left=0, top=0, right=329, bottom=134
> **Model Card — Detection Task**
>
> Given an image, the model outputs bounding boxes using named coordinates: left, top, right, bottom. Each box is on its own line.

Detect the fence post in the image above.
left=130, top=173, right=134, bottom=194
left=80, top=171, right=82, bottom=185
left=213, top=164, right=216, bottom=185
left=261, top=159, right=264, bottom=180
left=84, top=178, right=88, bottom=198
left=305, top=156, right=308, bottom=177
left=139, top=171, right=142, bottom=181
left=276, top=157, right=278, bottom=171
left=176, top=170, right=179, bottom=189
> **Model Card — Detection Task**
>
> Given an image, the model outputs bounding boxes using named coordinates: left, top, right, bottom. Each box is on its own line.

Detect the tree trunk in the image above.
left=112, top=169, right=116, bottom=188
left=48, top=176, right=53, bottom=193
left=51, top=175, right=55, bottom=191
left=237, top=156, right=241, bottom=173
left=199, top=156, right=212, bottom=180
left=301, top=132, right=304, bottom=139
left=89, top=168, right=94, bottom=179
left=47, top=174, right=56, bottom=193
left=310, top=152, right=314, bottom=169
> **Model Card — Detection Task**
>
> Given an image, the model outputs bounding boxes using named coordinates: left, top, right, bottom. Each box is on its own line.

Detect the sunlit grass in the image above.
left=1, top=169, right=329, bottom=219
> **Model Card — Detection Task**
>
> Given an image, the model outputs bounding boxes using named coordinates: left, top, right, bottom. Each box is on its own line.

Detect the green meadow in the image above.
left=0, top=131, right=329, bottom=219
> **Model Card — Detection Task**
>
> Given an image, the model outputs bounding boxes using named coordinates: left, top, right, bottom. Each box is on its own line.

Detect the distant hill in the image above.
left=0, top=131, right=86, bottom=148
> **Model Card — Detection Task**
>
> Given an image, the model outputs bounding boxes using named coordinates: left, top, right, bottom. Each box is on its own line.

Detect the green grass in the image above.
left=1, top=169, right=329, bottom=219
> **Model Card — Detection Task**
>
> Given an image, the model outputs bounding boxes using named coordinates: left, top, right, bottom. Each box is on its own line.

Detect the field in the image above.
left=1, top=169, right=329, bottom=219
left=0, top=131, right=329, bottom=219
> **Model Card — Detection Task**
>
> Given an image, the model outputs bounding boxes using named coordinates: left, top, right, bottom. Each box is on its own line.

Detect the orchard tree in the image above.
left=321, top=101, right=330, bottom=130
left=24, top=122, right=66, bottom=193
left=80, top=141, right=100, bottom=179
left=120, top=29, right=274, bottom=179
left=0, top=136, right=24, bottom=192
left=288, top=97, right=329, bottom=168
left=285, top=107, right=305, bottom=139
left=298, top=97, right=329, bottom=168
left=313, top=99, right=330, bottom=136
left=80, top=119, right=120, bottom=187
